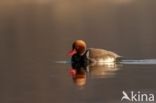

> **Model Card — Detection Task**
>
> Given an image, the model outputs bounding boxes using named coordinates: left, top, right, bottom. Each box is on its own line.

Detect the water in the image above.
left=0, top=0, right=156, bottom=103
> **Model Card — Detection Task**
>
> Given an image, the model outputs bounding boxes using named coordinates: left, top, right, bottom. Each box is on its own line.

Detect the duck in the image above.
left=68, top=40, right=121, bottom=64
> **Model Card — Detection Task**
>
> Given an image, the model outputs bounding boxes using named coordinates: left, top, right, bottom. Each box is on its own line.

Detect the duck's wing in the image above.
left=88, top=48, right=120, bottom=59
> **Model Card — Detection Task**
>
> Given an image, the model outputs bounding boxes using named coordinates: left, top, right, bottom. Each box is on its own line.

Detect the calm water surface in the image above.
left=0, top=0, right=156, bottom=103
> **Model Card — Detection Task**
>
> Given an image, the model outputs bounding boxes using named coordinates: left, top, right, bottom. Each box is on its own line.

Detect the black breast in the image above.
left=71, top=50, right=89, bottom=65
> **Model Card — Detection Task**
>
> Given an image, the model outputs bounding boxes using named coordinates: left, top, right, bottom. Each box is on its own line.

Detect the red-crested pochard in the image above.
left=68, top=40, right=121, bottom=64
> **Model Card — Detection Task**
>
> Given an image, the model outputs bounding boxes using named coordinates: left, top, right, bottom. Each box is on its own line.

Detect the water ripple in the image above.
left=121, top=59, right=156, bottom=65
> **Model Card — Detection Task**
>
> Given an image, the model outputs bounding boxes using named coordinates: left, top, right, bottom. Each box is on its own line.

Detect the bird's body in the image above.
left=71, top=48, right=121, bottom=64
left=87, top=48, right=120, bottom=63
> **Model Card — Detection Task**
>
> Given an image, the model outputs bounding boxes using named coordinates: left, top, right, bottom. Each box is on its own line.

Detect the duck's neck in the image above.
left=80, top=49, right=89, bottom=56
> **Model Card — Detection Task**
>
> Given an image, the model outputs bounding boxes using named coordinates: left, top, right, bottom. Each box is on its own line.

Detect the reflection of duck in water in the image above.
left=88, top=63, right=121, bottom=78
left=68, top=40, right=121, bottom=65
left=69, top=61, right=121, bottom=87
left=69, top=63, right=87, bottom=87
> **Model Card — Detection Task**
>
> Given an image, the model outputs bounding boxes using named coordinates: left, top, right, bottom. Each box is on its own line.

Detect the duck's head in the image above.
left=68, top=40, right=87, bottom=56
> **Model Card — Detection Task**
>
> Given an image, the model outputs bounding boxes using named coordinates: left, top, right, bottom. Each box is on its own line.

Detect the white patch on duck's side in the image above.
left=96, top=57, right=116, bottom=66
left=87, top=49, right=116, bottom=66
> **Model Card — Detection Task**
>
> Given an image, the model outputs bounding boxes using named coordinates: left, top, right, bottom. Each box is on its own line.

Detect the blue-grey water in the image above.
left=0, top=0, right=156, bottom=103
